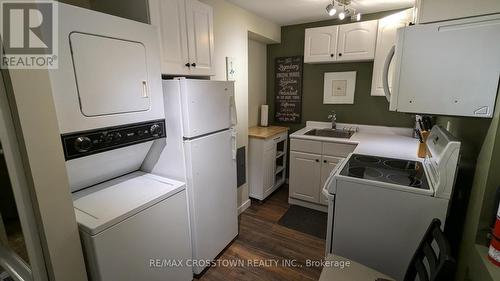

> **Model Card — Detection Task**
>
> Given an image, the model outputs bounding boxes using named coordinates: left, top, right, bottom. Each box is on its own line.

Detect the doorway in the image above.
left=0, top=72, right=48, bottom=281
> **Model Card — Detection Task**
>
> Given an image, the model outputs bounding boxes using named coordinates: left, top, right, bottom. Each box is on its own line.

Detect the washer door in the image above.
left=70, top=32, right=151, bottom=117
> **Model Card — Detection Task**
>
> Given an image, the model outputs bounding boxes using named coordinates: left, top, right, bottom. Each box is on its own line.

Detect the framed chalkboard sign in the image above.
left=274, top=56, right=303, bottom=123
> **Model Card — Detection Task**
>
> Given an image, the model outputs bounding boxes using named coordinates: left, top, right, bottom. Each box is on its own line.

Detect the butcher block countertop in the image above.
left=248, top=126, right=289, bottom=139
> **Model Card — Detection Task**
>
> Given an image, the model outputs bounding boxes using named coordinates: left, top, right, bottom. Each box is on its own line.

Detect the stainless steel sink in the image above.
left=304, top=129, right=354, bottom=139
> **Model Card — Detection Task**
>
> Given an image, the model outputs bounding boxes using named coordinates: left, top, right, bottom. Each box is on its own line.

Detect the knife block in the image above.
left=418, top=131, right=430, bottom=158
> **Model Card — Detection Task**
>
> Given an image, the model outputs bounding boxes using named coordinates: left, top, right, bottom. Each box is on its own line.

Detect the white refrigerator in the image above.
left=145, top=78, right=238, bottom=275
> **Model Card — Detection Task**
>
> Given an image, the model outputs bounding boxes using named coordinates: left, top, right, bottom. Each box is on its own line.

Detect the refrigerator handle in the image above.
left=231, top=129, right=237, bottom=160
left=383, top=45, right=395, bottom=103
left=229, top=92, right=237, bottom=126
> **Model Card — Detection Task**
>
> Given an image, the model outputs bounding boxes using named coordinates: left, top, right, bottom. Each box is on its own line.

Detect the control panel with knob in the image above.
left=62, top=120, right=166, bottom=160
left=74, top=136, right=92, bottom=153
left=149, top=124, right=161, bottom=136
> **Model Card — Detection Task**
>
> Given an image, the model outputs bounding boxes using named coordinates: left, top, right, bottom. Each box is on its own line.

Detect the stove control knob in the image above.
left=150, top=124, right=161, bottom=136
left=74, top=137, right=92, bottom=153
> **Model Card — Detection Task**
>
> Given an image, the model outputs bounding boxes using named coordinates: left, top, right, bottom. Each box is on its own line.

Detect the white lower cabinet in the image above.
left=249, top=132, right=288, bottom=200
left=289, top=152, right=322, bottom=203
left=289, top=138, right=356, bottom=210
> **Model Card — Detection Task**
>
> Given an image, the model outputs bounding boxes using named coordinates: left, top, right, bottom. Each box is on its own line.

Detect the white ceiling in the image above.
left=226, top=0, right=415, bottom=26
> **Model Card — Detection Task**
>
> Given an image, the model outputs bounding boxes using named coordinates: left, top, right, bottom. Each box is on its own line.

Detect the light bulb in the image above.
left=356, top=13, right=361, bottom=21
left=339, top=12, right=345, bottom=20
left=326, top=4, right=337, bottom=16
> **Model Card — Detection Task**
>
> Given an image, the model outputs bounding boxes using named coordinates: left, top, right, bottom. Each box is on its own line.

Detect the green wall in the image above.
left=449, top=90, right=500, bottom=281
left=266, top=10, right=415, bottom=132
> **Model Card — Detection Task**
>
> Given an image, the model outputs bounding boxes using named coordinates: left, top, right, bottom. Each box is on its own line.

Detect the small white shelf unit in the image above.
left=249, top=131, right=288, bottom=201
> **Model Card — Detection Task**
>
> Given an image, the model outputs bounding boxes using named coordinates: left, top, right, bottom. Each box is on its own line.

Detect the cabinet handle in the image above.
left=315, top=159, right=319, bottom=162
left=323, top=160, right=327, bottom=163
left=338, top=53, right=342, bottom=57
left=330, top=54, right=334, bottom=58
left=185, top=63, right=190, bottom=67
left=191, top=63, right=197, bottom=67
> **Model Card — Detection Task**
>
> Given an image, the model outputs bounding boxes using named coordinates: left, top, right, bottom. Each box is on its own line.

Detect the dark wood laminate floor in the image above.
left=196, top=185, right=325, bottom=281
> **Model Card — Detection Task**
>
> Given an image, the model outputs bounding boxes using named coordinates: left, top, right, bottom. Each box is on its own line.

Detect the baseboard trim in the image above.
left=238, top=199, right=251, bottom=215
left=288, top=197, right=328, bottom=213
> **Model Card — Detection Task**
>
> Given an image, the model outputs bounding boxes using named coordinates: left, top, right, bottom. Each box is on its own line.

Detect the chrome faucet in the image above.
left=328, top=111, right=337, bottom=130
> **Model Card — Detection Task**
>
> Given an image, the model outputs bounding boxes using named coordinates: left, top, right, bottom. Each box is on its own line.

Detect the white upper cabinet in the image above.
left=304, top=26, right=339, bottom=63
left=415, top=0, right=500, bottom=24
left=149, top=0, right=214, bottom=76
left=371, top=9, right=414, bottom=96
left=150, top=0, right=189, bottom=75
left=186, top=0, right=215, bottom=76
left=337, top=20, right=378, bottom=62
left=304, top=20, right=378, bottom=64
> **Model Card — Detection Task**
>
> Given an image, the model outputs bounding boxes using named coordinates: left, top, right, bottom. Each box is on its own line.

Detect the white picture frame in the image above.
left=323, top=71, right=356, bottom=104
left=226, top=57, right=236, bottom=81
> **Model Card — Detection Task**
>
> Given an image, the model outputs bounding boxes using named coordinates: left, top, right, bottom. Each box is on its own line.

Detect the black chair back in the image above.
left=403, top=219, right=456, bottom=281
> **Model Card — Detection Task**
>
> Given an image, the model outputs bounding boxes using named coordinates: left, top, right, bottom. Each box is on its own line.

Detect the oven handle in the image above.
left=322, top=159, right=344, bottom=199
left=322, top=178, right=334, bottom=200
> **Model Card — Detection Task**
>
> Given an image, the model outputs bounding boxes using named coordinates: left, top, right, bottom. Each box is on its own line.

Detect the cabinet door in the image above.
left=186, top=0, right=215, bottom=76
left=263, top=144, right=277, bottom=193
left=149, top=0, right=190, bottom=75
left=319, top=156, right=344, bottom=205
left=304, top=26, right=339, bottom=63
left=337, top=20, right=378, bottom=62
left=289, top=152, right=321, bottom=203
left=371, top=9, right=413, bottom=96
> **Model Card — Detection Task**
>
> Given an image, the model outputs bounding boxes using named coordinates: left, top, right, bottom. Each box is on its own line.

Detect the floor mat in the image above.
left=277, top=205, right=327, bottom=239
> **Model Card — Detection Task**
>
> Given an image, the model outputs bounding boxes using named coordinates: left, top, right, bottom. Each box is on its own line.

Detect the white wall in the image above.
left=248, top=39, right=268, bottom=127
left=199, top=0, right=280, bottom=211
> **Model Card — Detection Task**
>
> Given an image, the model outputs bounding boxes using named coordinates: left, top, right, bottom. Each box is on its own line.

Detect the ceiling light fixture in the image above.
left=325, top=1, right=337, bottom=16
left=326, top=0, right=359, bottom=21
left=326, top=3, right=337, bottom=16
left=338, top=11, right=345, bottom=20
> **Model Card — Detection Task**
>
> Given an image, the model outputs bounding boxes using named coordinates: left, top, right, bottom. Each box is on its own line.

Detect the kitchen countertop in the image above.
left=249, top=126, right=289, bottom=139
left=290, top=121, right=419, bottom=161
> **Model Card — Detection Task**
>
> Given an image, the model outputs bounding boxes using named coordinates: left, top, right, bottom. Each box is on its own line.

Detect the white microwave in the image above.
left=383, top=14, right=500, bottom=118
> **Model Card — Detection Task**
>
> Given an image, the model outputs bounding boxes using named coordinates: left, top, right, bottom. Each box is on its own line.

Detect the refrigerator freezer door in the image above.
left=180, top=80, right=234, bottom=138
left=183, top=130, right=238, bottom=274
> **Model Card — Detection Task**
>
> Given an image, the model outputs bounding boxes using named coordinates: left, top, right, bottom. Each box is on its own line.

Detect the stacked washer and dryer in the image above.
left=46, top=4, right=196, bottom=281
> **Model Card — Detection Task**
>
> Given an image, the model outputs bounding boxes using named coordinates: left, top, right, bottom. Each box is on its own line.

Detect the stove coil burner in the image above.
left=354, top=155, right=381, bottom=164
left=348, top=166, right=383, bottom=179
left=387, top=174, right=422, bottom=187
left=384, top=160, right=416, bottom=170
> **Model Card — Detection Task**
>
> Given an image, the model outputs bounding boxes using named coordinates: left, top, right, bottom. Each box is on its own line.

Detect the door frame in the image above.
left=0, top=72, right=49, bottom=281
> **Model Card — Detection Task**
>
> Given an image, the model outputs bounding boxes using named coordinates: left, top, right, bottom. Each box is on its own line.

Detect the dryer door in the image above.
left=70, top=32, right=151, bottom=117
